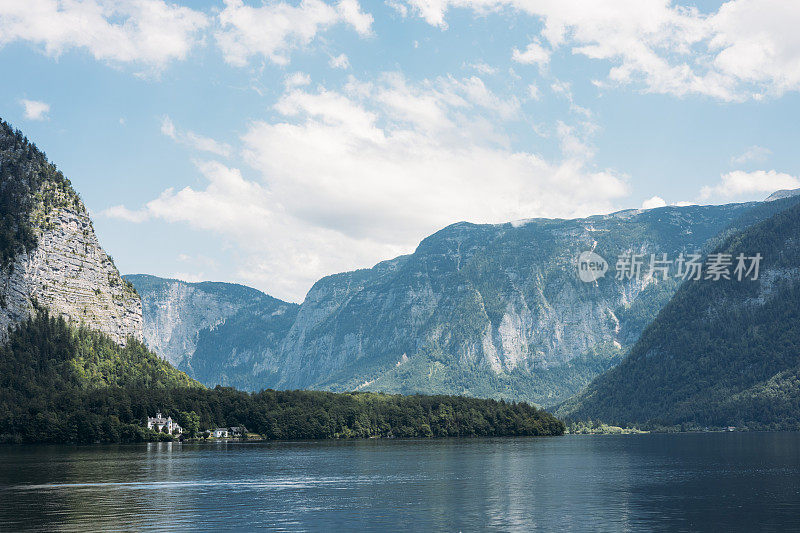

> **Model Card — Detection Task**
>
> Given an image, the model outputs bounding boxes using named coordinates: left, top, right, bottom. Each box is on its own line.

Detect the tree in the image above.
left=177, top=411, right=200, bottom=438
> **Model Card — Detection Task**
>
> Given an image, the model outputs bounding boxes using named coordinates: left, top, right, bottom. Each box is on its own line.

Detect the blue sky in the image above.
left=1, top=0, right=799, bottom=301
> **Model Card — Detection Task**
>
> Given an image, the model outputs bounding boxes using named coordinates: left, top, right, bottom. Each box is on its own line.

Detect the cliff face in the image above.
left=268, top=205, right=753, bottom=405
left=126, top=275, right=255, bottom=367
left=0, top=207, right=142, bottom=345
left=126, top=275, right=298, bottom=379
left=0, top=119, right=142, bottom=345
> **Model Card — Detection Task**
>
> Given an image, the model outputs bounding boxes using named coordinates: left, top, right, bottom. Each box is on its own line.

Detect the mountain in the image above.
left=0, top=118, right=203, bottom=443
left=558, top=201, right=800, bottom=429
left=0, top=119, right=141, bottom=344
left=125, top=275, right=298, bottom=388
left=0, top=118, right=561, bottom=445
left=132, top=197, right=800, bottom=405
left=765, top=188, right=800, bottom=202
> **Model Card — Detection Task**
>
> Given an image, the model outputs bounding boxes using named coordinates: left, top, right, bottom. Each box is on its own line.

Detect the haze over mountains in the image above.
left=130, top=192, right=800, bottom=408
left=126, top=274, right=298, bottom=389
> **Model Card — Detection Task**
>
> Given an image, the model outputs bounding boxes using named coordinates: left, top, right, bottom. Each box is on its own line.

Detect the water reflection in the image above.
left=1, top=434, right=800, bottom=531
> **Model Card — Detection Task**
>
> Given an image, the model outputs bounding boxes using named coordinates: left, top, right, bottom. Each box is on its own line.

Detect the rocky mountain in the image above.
left=125, top=275, right=298, bottom=387
left=0, top=118, right=203, bottom=445
left=0, top=119, right=141, bottom=345
left=132, top=197, right=800, bottom=405
left=765, top=187, right=800, bottom=202
left=558, top=199, right=800, bottom=429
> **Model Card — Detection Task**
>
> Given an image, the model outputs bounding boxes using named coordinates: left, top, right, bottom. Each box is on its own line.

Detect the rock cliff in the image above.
left=125, top=274, right=296, bottom=373
left=0, top=119, right=142, bottom=345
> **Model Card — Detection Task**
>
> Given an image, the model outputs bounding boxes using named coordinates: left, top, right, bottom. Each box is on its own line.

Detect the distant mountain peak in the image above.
left=765, top=188, right=800, bottom=202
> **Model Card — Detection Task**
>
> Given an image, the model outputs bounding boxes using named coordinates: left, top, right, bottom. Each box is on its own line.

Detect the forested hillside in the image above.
left=558, top=202, right=800, bottom=429
left=0, top=311, right=563, bottom=444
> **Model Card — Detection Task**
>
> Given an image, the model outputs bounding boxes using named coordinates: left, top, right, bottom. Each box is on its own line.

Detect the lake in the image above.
left=1, top=433, right=800, bottom=531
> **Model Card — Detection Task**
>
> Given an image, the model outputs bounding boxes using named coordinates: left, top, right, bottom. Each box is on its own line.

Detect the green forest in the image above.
left=0, top=311, right=564, bottom=444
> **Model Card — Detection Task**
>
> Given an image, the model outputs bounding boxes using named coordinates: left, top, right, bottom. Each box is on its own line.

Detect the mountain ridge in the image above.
left=131, top=196, right=800, bottom=405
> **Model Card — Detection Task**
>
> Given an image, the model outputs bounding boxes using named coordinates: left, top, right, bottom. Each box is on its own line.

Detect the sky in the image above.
left=1, top=0, right=800, bottom=302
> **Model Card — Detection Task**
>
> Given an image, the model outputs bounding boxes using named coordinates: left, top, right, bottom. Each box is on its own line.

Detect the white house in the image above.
left=147, top=412, right=182, bottom=435
left=212, top=428, right=229, bottom=438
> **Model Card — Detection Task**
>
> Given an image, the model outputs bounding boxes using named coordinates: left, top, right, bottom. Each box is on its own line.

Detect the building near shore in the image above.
left=147, top=412, right=182, bottom=435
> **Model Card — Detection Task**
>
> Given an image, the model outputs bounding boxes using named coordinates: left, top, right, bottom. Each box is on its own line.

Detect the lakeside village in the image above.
left=146, top=411, right=744, bottom=441
left=146, top=412, right=249, bottom=441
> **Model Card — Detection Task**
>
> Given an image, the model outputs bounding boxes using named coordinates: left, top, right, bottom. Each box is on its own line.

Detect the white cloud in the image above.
left=216, top=0, right=373, bottom=66
left=731, top=145, right=771, bottom=166
left=386, top=0, right=409, bottom=17
left=160, top=115, right=232, bottom=157
left=19, top=99, right=50, bottom=120
left=160, top=116, right=177, bottom=138
left=329, top=53, right=350, bottom=69
left=512, top=40, right=549, bottom=68
left=105, top=74, right=629, bottom=301
left=466, top=62, right=497, bottom=75
left=641, top=195, right=667, bottom=209
left=556, top=120, right=594, bottom=160
left=550, top=79, right=572, bottom=100
left=285, top=72, right=312, bottom=88
left=699, top=170, right=800, bottom=201
left=0, top=0, right=207, bottom=68
left=100, top=204, right=150, bottom=223
left=338, top=0, right=373, bottom=34
left=400, top=0, right=800, bottom=101
left=527, top=83, right=540, bottom=100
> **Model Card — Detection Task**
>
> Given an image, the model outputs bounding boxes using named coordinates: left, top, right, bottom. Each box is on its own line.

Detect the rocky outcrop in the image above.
left=0, top=118, right=142, bottom=346
left=0, top=206, right=142, bottom=345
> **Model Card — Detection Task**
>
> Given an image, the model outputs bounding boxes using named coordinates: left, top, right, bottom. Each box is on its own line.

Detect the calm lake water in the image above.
left=1, top=433, right=800, bottom=532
